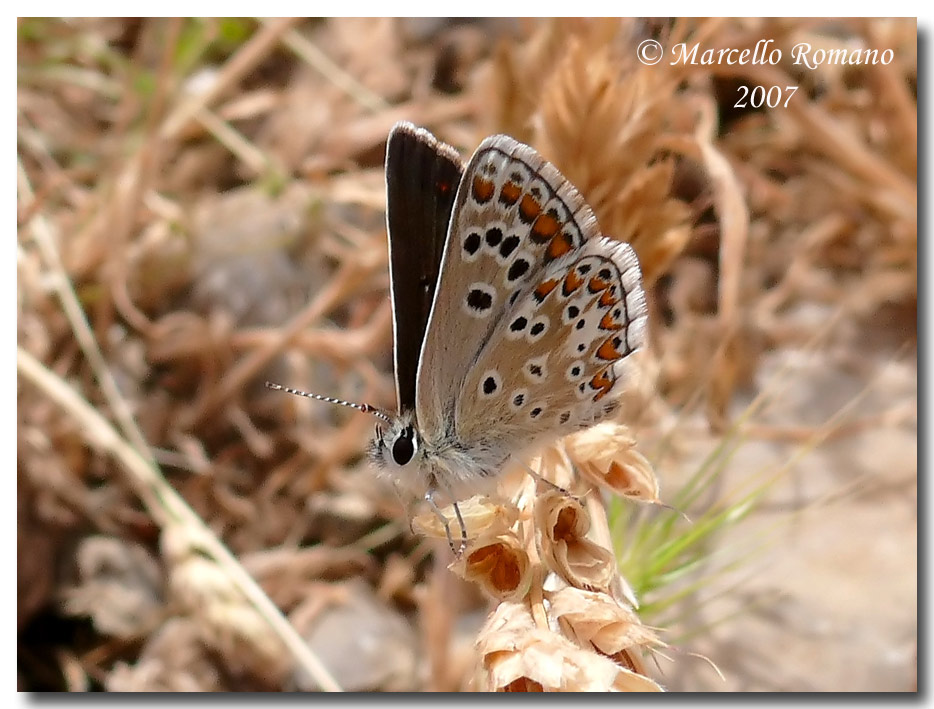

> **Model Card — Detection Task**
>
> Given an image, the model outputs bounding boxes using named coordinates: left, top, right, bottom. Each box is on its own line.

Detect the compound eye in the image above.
left=391, top=426, right=416, bottom=466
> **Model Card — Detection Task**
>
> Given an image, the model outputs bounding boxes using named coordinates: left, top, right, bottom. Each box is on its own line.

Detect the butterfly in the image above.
left=269, top=122, right=647, bottom=551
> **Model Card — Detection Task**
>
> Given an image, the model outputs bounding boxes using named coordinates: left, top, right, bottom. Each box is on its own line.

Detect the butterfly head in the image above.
left=370, top=410, right=425, bottom=485
left=264, top=382, right=431, bottom=490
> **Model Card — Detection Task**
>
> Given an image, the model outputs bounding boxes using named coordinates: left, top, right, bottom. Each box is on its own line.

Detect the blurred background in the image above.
left=17, top=18, right=916, bottom=691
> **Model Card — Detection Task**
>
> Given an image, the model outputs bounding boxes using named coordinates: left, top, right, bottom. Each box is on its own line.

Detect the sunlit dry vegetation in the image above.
left=18, top=18, right=916, bottom=691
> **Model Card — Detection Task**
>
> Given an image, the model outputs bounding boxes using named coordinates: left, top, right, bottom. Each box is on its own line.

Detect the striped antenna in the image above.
left=265, top=381, right=392, bottom=423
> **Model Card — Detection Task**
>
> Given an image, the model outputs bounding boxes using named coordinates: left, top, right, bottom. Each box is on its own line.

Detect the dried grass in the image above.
left=17, top=17, right=916, bottom=692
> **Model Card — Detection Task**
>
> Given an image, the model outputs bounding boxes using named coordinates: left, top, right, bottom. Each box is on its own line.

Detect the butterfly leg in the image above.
left=519, top=458, right=580, bottom=502
left=423, top=488, right=456, bottom=554
left=434, top=477, right=468, bottom=556
left=451, top=500, right=468, bottom=557
left=424, top=487, right=468, bottom=557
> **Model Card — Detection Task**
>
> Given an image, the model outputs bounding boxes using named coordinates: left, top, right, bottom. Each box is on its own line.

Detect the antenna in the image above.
left=265, top=381, right=392, bottom=423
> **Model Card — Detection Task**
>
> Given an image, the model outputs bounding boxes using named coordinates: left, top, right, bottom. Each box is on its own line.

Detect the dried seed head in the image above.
left=452, top=533, right=532, bottom=601
left=106, top=618, right=225, bottom=691
left=60, top=535, right=163, bottom=639
left=533, top=446, right=577, bottom=491
left=548, top=586, right=663, bottom=658
left=474, top=601, right=663, bottom=692
left=411, top=494, right=519, bottom=546
left=161, top=526, right=290, bottom=681
left=535, top=490, right=616, bottom=592
left=564, top=421, right=660, bottom=501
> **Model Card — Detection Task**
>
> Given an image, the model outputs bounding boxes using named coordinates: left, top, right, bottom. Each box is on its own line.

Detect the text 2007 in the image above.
left=735, top=85, right=798, bottom=108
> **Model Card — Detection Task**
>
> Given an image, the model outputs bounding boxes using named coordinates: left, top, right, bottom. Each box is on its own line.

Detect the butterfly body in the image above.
left=369, top=123, right=648, bottom=503
left=370, top=410, right=505, bottom=499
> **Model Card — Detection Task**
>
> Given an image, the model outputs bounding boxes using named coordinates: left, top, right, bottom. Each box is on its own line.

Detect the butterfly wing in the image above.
left=385, top=122, right=464, bottom=413
left=415, top=135, right=598, bottom=438
left=455, top=235, right=647, bottom=450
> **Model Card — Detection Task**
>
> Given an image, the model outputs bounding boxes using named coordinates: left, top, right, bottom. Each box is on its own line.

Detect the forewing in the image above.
left=455, top=236, right=648, bottom=449
left=385, top=122, right=463, bottom=413
left=415, top=134, right=599, bottom=436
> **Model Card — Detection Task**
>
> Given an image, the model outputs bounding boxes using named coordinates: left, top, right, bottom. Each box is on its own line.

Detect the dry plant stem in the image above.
left=693, top=98, right=749, bottom=331
left=159, top=17, right=302, bottom=140
left=272, top=21, right=390, bottom=113
left=874, top=60, right=916, bottom=149
left=17, top=347, right=343, bottom=693
left=233, top=303, right=392, bottom=361
left=108, top=20, right=182, bottom=337
left=753, top=214, right=850, bottom=325
left=716, top=63, right=915, bottom=213
left=658, top=287, right=850, bottom=448
left=195, top=106, right=280, bottom=177
left=716, top=350, right=914, bottom=570
left=742, top=401, right=914, bottom=444
left=787, top=100, right=916, bottom=216
left=738, top=306, right=850, bottom=428
left=18, top=161, right=155, bottom=467
left=694, top=100, right=750, bottom=428
left=784, top=347, right=916, bottom=475
left=422, top=556, right=457, bottom=691
left=655, top=93, right=746, bottom=381
left=182, top=253, right=381, bottom=429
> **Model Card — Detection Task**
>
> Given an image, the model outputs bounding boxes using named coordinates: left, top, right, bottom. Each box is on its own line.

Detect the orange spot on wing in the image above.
left=546, top=232, right=575, bottom=261
left=519, top=194, right=542, bottom=223
left=534, top=278, right=559, bottom=302
left=590, top=368, right=615, bottom=401
left=499, top=181, right=521, bottom=206
left=599, top=290, right=619, bottom=308
left=531, top=212, right=560, bottom=243
left=562, top=270, right=583, bottom=296
left=599, top=312, right=623, bottom=331
left=588, top=276, right=610, bottom=293
left=472, top=176, right=495, bottom=203
left=596, top=336, right=623, bottom=360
